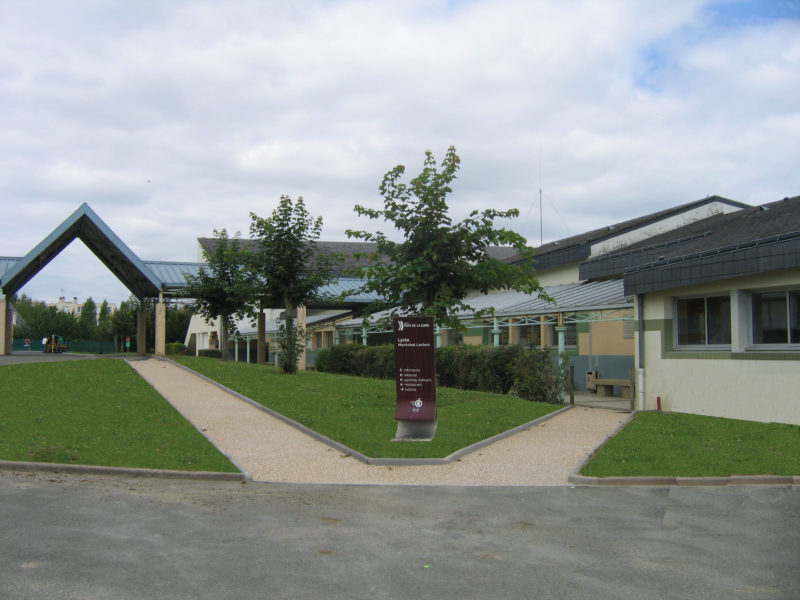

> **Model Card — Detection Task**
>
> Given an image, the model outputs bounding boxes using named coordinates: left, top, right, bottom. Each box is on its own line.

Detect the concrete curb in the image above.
left=166, top=357, right=573, bottom=467
left=0, top=459, right=248, bottom=482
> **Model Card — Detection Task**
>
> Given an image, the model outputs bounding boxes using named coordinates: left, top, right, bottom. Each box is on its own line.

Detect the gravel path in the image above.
left=127, top=358, right=629, bottom=486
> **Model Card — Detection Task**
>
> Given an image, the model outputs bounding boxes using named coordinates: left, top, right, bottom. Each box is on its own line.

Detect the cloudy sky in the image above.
left=1, top=0, right=799, bottom=305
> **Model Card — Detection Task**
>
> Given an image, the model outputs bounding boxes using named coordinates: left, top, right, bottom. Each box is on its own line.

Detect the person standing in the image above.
left=41, top=336, right=48, bottom=353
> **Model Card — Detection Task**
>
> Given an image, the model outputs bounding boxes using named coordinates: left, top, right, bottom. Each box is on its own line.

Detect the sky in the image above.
left=1, top=0, right=799, bottom=306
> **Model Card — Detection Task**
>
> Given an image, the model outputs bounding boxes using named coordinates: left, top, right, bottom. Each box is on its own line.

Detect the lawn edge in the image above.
left=168, top=357, right=571, bottom=466
left=568, top=411, right=799, bottom=486
left=0, top=459, right=248, bottom=481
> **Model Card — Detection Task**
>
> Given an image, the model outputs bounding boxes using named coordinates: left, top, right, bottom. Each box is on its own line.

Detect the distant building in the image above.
left=46, top=296, right=117, bottom=323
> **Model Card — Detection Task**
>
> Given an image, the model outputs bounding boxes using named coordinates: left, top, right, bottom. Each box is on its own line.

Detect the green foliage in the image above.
left=582, top=412, right=800, bottom=477
left=346, top=146, right=546, bottom=330
left=166, top=342, right=187, bottom=355
left=77, top=297, right=97, bottom=340
left=166, top=304, right=193, bottom=344
left=0, top=360, right=238, bottom=471
left=509, top=348, right=563, bottom=403
left=12, top=294, right=80, bottom=340
left=197, top=349, right=222, bottom=359
left=177, top=356, right=561, bottom=459
left=315, top=342, right=556, bottom=399
left=315, top=344, right=395, bottom=379
left=248, top=196, right=338, bottom=373
left=184, top=229, right=251, bottom=361
left=96, top=300, right=112, bottom=341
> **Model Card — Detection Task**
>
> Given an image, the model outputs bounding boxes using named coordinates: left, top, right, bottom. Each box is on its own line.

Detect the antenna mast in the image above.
left=539, top=148, right=543, bottom=246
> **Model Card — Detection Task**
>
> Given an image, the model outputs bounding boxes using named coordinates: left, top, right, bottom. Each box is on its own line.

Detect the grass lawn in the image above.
left=581, top=411, right=800, bottom=477
left=0, top=359, right=239, bottom=472
left=175, top=356, right=562, bottom=459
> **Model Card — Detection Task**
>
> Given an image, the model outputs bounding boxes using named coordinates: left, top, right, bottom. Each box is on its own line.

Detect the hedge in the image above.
left=315, top=343, right=563, bottom=401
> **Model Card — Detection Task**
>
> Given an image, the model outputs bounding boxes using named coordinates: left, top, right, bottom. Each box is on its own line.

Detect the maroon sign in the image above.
left=394, top=316, right=437, bottom=421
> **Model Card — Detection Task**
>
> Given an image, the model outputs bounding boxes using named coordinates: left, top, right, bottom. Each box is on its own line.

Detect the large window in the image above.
left=676, top=295, right=731, bottom=346
left=752, top=291, right=800, bottom=345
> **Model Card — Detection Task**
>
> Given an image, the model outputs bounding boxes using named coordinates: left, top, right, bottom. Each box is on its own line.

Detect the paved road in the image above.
left=1, top=471, right=797, bottom=599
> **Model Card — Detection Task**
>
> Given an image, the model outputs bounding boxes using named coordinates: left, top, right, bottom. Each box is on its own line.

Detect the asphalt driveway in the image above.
left=1, top=471, right=797, bottom=600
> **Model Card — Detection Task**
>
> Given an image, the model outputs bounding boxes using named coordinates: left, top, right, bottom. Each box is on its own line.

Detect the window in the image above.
left=752, top=291, right=800, bottom=345
left=676, top=295, right=731, bottom=346
left=517, top=324, right=542, bottom=347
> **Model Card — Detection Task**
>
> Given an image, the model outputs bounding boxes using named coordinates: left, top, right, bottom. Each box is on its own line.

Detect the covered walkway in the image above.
left=0, top=203, right=206, bottom=356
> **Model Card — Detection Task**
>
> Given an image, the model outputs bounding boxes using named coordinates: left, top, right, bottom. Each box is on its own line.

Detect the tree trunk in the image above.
left=219, top=313, right=229, bottom=361
left=282, top=296, right=296, bottom=373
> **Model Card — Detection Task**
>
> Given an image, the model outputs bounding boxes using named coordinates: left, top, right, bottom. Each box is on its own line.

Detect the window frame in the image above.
left=673, top=294, right=732, bottom=350
left=749, top=288, right=800, bottom=349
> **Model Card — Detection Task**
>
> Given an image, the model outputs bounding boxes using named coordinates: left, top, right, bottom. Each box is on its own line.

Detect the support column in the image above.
left=492, top=316, right=501, bottom=347
left=361, top=325, right=368, bottom=346
left=155, top=301, right=166, bottom=357
left=297, top=305, right=307, bottom=371
left=435, top=325, right=442, bottom=348
left=0, top=296, right=10, bottom=356
left=137, top=310, right=147, bottom=355
left=257, top=311, right=266, bottom=365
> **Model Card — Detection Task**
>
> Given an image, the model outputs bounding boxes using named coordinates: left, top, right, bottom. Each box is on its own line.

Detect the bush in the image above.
left=166, top=342, right=187, bottom=355
left=509, top=348, right=562, bottom=403
left=312, top=341, right=562, bottom=402
left=197, top=349, right=221, bottom=359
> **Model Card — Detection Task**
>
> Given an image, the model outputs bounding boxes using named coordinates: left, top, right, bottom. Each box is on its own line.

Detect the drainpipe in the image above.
left=555, top=312, right=567, bottom=402
left=637, top=294, right=645, bottom=412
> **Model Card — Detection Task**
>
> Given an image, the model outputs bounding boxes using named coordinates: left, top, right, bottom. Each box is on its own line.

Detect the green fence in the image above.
left=12, top=338, right=117, bottom=354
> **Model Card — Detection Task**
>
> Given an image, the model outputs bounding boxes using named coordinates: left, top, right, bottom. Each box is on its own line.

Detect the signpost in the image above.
left=393, top=316, right=437, bottom=440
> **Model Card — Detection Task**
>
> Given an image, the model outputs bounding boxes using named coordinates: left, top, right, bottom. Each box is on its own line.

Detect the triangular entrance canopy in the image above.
left=0, top=203, right=163, bottom=299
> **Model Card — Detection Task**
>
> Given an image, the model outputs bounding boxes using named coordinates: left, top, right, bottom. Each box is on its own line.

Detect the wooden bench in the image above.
left=594, top=378, right=633, bottom=399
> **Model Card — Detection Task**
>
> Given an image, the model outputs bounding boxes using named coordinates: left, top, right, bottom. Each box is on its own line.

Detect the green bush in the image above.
left=315, top=342, right=558, bottom=400
left=509, top=348, right=562, bottom=403
left=166, top=342, right=187, bottom=355
left=197, top=349, right=221, bottom=359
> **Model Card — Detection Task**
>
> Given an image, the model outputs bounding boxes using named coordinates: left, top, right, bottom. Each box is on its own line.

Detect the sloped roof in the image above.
left=578, top=196, right=800, bottom=294
left=0, top=203, right=162, bottom=298
left=335, top=279, right=632, bottom=327
left=506, top=195, right=748, bottom=270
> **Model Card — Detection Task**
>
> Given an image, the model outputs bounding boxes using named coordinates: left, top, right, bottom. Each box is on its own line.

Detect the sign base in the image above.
left=393, top=419, right=437, bottom=442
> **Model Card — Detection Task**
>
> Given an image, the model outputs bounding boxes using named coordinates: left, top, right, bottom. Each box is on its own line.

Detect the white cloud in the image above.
left=0, top=0, right=798, bottom=304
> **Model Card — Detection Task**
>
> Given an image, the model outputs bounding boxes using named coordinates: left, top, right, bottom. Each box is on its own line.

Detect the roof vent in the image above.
left=760, top=205, right=770, bottom=211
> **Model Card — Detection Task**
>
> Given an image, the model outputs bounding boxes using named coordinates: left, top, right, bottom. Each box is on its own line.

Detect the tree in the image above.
left=77, top=297, right=97, bottom=340
left=346, top=146, right=545, bottom=330
left=96, top=300, right=112, bottom=341
left=184, top=229, right=250, bottom=361
left=111, top=298, right=137, bottom=352
left=248, top=195, right=338, bottom=374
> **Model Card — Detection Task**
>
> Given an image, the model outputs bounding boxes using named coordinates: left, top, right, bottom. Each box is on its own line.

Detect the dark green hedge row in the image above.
left=315, top=343, right=562, bottom=402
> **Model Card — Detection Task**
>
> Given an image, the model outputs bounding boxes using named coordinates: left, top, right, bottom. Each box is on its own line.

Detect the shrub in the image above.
left=166, top=342, right=187, bottom=355
left=197, top=349, right=221, bottom=359
left=509, top=348, right=562, bottom=403
left=314, top=348, right=332, bottom=372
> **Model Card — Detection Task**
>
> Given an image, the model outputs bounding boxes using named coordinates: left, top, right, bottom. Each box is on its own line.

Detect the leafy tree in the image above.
left=184, top=229, right=250, bottom=361
left=96, top=300, right=112, bottom=341
left=346, top=146, right=545, bottom=330
left=77, top=297, right=97, bottom=340
left=166, top=303, right=193, bottom=344
left=248, top=195, right=337, bottom=373
left=111, top=298, right=137, bottom=352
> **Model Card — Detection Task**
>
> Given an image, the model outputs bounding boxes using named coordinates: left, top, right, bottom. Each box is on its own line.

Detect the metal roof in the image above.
left=1, top=203, right=162, bottom=299
left=336, top=279, right=632, bottom=328
left=574, top=195, right=800, bottom=295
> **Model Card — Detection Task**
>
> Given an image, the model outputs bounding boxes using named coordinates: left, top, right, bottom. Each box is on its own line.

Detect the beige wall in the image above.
left=580, top=320, right=634, bottom=356
left=638, top=268, right=800, bottom=425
